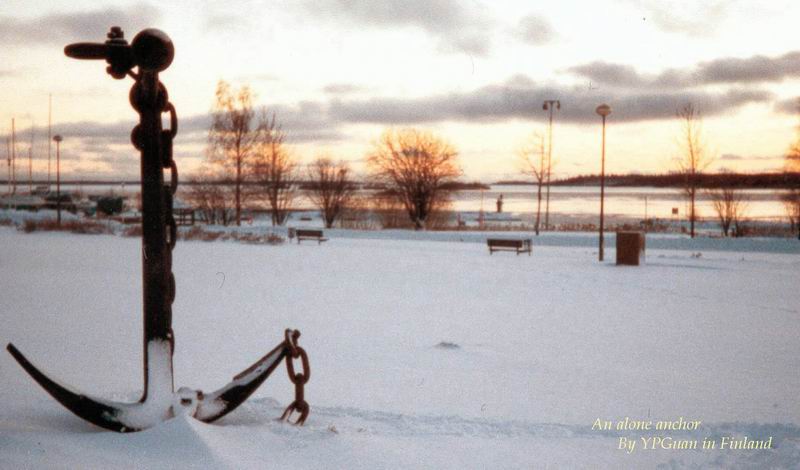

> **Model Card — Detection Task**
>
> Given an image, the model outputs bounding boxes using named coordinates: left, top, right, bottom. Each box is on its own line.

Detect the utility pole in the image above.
left=542, top=100, right=560, bottom=230
left=596, top=104, right=612, bottom=262
left=28, top=122, right=34, bottom=192
left=644, top=196, right=648, bottom=232
left=5, top=136, right=10, bottom=195
left=53, top=135, right=63, bottom=225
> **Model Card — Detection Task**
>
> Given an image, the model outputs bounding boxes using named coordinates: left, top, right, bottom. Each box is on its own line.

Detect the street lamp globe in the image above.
left=596, top=104, right=612, bottom=117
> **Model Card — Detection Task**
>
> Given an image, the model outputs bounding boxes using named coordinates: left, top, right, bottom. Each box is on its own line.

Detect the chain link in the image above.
left=128, top=74, right=179, bottom=349
left=161, top=88, right=178, bottom=348
left=281, top=329, right=310, bottom=425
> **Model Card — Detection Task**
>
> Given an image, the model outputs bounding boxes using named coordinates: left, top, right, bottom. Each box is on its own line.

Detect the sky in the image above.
left=1, top=0, right=799, bottom=182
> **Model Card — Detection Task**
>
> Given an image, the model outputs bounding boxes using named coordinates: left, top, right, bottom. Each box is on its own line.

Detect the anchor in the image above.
left=6, top=27, right=310, bottom=432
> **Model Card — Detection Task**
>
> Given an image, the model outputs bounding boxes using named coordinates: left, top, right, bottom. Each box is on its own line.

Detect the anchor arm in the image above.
left=194, top=342, right=288, bottom=422
left=7, top=343, right=130, bottom=432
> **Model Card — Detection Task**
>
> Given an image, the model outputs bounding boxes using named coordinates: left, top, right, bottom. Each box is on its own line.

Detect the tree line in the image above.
left=186, top=82, right=800, bottom=238
left=184, top=81, right=461, bottom=230
left=518, top=103, right=800, bottom=239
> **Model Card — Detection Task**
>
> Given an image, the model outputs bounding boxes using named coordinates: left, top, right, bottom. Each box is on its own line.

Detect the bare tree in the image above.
left=519, top=132, right=546, bottom=235
left=707, top=184, right=748, bottom=237
left=783, top=125, right=800, bottom=239
left=675, top=104, right=714, bottom=238
left=252, top=113, right=296, bottom=226
left=367, top=128, right=461, bottom=230
left=784, top=191, right=800, bottom=239
left=207, top=80, right=264, bottom=226
left=183, top=165, right=234, bottom=226
left=306, top=157, right=356, bottom=228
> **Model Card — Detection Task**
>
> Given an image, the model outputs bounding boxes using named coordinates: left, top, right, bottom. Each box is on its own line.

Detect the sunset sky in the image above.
left=2, top=0, right=799, bottom=181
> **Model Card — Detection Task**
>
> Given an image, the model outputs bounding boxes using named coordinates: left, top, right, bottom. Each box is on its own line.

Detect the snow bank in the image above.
left=1, top=228, right=798, bottom=468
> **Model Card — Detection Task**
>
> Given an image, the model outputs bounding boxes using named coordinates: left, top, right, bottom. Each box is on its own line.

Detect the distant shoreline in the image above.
left=3, top=172, right=799, bottom=189
left=496, top=172, right=800, bottom=189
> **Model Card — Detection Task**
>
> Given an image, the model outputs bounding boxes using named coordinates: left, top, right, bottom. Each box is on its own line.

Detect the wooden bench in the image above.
left=296, top=229, right=328, bottom=244
left=173, top=208, right=195, bottom=226
left=487, top=238, right=532, bottom=255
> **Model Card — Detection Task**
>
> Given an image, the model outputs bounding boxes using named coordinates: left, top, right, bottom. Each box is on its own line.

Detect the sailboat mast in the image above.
left=29, top=121, right=34, bottom=192
left=48, top=94, right=52, bottom=188
left=11, top=118, right=16, bottom=195
left=5, top=136, right=10, bottom=195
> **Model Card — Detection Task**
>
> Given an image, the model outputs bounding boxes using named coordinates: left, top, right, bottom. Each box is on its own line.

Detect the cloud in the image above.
left=0, top=69, right=776, bottom=155
left=203, top=13, right=249, bottom=33
left=698, top=52, right=800, bottom=84
left=0, top=4, right=160, bottom=46
left=568, top=51, right=800, bottom=90
left=774, top=97, right=800, bottom=115
left=514, top=14, right=557, bottom=46
left=235, top=73, right=281, bottom=83
left=720, top=154, right=784, bottom=162
left=328, top=76, right=772, bottom=125
left=0, top=100, right=346, bottom=178
left=3, top=103, right=343, bottom=145
left=567, top=62, right=645, bottom=88
left=322, top=83, right=368, bottom=95
left=299, top=0, right=494, bottom=56
left=628, top=0, right=732, bottom=37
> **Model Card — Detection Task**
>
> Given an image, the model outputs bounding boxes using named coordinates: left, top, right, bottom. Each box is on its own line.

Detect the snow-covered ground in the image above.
left=1, top=227, right=799, bottom=469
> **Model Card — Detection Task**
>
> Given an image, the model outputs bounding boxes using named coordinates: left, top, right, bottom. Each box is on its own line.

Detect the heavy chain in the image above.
left=130, top=76, right=178, bottom=349
left=281, top=329, right=310, bottom=425
left=163, top=100, right=178, bottom=349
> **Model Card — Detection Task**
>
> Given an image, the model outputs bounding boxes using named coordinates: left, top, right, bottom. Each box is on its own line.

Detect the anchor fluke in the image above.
left=194, top=342, right=289, bottom=423
left=6, top=343, right=129, bottom=432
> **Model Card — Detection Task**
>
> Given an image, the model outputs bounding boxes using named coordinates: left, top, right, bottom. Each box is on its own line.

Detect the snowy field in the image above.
left=1, top=227, right=799, bottom=469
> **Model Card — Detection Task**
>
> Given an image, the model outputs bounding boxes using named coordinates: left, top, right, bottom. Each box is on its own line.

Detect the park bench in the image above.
left=296, top=229, right=328, bottom=244
left=173, top=208, right=195, bottom=226
left=487, top=238, right=532, bottom=255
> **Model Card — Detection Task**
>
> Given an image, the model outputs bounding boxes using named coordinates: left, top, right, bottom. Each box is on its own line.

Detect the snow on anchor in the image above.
left=5, top=27, right=310, bottom=432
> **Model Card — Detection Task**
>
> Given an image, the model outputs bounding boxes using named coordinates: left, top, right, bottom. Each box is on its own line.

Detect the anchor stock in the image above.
left=6, top=27, right=310, bottom=432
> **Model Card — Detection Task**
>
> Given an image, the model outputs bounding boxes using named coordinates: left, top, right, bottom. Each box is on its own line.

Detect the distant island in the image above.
left=495, top=172, right=800, bottom=189
left=0, top=179, right=492, bottom=191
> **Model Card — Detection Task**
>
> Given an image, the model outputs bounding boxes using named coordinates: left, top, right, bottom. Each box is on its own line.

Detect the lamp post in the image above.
left=542, top=100, right=560, bottom=230
left=595, top=104, right=611, bottom=262
left=53, top=135, right=63, bottom=226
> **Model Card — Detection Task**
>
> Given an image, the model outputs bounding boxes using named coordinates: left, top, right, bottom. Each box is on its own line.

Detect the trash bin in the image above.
left=288, top=227, right=296, bottom=240
left=616, top=231, right=645, bottom=266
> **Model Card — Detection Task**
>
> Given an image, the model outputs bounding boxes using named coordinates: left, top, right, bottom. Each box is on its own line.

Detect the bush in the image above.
left=96, top=197, right=124, bottom=216
left=122, top=225, right=143, bottom=237
left=179, top=226, right=285, bottom=244
left=22, top=219, right=37, bottom=233
left=229, top=231, right=285, bottom=245
left=21, top=219, right=112, bottom=235
left=181, top=226, right=225, bottom=242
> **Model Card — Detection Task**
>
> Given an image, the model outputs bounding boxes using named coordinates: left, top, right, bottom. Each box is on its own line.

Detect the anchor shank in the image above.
left=137, top=69, right=174, bottom=400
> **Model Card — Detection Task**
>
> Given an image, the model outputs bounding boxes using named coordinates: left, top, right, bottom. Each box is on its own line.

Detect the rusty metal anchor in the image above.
left=6, top=27, right=309, bottom=432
